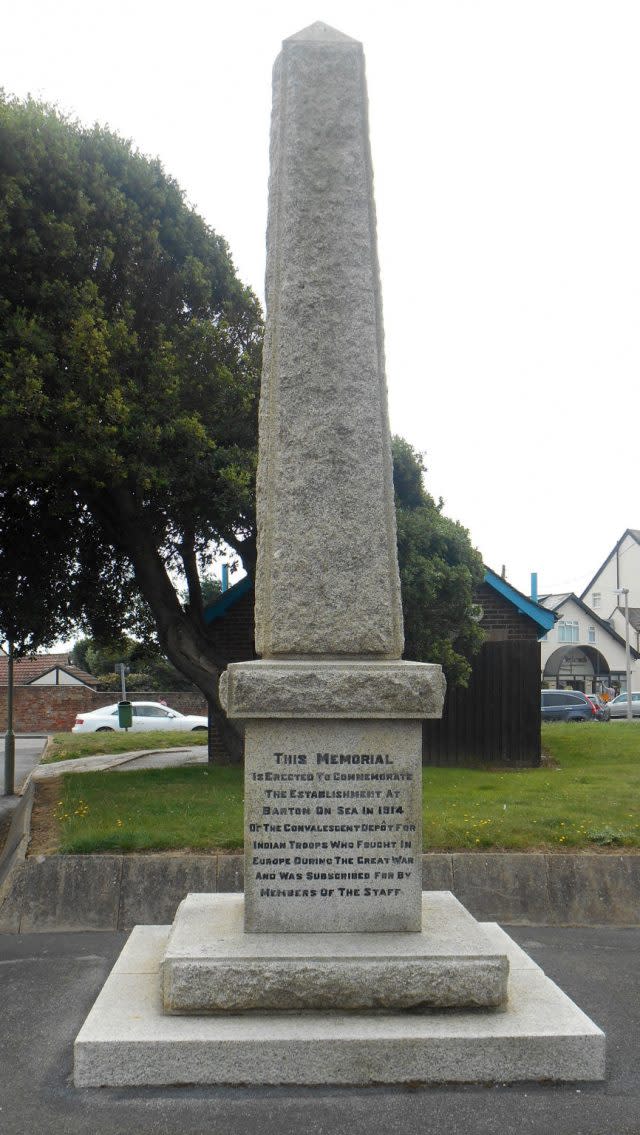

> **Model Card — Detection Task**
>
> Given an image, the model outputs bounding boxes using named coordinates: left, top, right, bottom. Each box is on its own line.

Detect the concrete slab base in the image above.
left=74, top=918, right=605, bottom=1086
left=161, top=892, right=509, bottom=1011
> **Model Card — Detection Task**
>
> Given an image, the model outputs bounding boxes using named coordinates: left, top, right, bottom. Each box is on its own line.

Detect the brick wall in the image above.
left=0, top=687, right=208, bottom=734
left=0, top=590, right=257, bottom=743
left=475, top=581, right=538, bottom=642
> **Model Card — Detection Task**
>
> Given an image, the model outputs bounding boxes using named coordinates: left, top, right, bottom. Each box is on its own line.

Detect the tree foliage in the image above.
left=0, top=94, right=485, bottom=752
left=0, top=485, right=77, bottom=655
left=392, top=438, right=485, bottom=687
left=70, top=635, right=197, bottom=691
left=0, top=95, right=262, bottom=752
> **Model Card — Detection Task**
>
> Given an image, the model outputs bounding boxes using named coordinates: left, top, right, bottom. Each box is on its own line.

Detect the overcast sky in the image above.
left=3, top=1, right=639, bottom=601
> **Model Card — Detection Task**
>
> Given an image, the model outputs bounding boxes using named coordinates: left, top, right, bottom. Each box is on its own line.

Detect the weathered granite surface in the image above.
left=255, top=22, right=403, bottom=659
left=74, top=921, right=605, bottom=1086
left=220, top=659, right=446, bottom=719
left=243, top=718, right=423, bottom=932
left=161, top=892, right=509, bottom=1012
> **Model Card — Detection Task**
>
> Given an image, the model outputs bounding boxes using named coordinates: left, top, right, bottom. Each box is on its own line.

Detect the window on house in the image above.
left=588, top=626, right=596, bottom=643
left=592, top=593, right=601, bottom=609
left=558, top=620, right=579, bottom=643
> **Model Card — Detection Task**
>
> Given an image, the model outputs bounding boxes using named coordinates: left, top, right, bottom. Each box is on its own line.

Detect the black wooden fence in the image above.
left=422, top=640, right=541, bottom=768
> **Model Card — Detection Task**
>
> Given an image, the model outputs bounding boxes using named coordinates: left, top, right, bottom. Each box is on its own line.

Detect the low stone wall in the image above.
left=0, top=688, right=208, bottom=734
left=2, top=850, right=639, bottom=932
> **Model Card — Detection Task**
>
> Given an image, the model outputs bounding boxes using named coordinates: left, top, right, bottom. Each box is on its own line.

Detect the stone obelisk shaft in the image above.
left=255, top=23, right=404, bottom=659
left=221, top=23, right=445, bottom=934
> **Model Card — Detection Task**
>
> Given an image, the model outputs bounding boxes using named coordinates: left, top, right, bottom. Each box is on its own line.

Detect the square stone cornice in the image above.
left=219, top=659, right=446, bottom=720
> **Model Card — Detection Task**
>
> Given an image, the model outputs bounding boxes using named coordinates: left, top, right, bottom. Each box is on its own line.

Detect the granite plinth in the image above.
left=220, top=659, right=445, bottom=720
left=243, top=718, right=423, bottom=933
left=74, top=917, right=606, bottom=1086
left=161, top=892, right=509, bottom=1013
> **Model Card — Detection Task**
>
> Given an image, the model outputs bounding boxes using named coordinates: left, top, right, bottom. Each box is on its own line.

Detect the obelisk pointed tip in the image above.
left=284, top=21, right=359, bottom=46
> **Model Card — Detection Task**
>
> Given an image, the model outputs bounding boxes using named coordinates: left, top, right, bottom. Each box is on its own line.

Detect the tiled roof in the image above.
left=627, top=608, right=640, bottom=633
left=0, top=652, right=98, bottom=686
left=538, top=594, right=571, bottom=610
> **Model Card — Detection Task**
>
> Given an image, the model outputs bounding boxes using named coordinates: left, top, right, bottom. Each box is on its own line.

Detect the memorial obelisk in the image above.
left=74, top=25, right=605, bottom=1088
left=220, top=21, right=445, bottom=934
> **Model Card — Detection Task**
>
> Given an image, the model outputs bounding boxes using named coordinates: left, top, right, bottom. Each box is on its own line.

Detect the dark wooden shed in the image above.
left=422, top=569, right=555, bottom=768
left=204, top=568, right=554, bottom=768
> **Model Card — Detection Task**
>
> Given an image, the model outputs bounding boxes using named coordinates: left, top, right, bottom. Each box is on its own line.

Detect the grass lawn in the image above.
left=53, top=766, right=243, bottom=853
left=47, top=722, right=640, bottom=854
left=43, top=730, right=209, bottom=763
left=425, top=722, right=640, bottom=850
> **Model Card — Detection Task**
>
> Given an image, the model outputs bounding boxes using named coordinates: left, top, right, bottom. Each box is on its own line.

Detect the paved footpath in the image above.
left=0, top=925, right=639, bottom=1135
left=30, top=744, right=206, bottom=779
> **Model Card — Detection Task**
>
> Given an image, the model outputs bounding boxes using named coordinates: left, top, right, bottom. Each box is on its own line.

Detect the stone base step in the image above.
left=161, top=892, right=509, bottom=1012
left=74, top=918, right=605, bottom=1086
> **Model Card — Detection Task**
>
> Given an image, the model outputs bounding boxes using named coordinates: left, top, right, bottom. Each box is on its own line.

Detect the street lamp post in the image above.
left=614, top=588, right=632, bottom=721
left=4, top=641, right=15, bottom=796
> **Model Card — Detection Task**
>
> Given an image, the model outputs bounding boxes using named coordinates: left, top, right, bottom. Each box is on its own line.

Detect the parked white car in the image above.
left=607, top=693, right=640, bottom=719
left=72, top=701, right=208, bottom=733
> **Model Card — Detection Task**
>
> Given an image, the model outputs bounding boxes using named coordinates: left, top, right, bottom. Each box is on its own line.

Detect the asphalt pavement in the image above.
left=0, top=925, right=639, bottom=1135
left=0, top=736, right=47, bottom=823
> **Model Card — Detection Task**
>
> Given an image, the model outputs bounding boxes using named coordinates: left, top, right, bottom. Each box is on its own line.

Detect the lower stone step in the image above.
left=74, top=903, right=605, bottom=1086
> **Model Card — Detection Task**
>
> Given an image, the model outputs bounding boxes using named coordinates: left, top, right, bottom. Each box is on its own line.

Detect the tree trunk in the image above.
left=207, top=695, right=244, bottom=765
left=91, top=488, right=247, bottom=764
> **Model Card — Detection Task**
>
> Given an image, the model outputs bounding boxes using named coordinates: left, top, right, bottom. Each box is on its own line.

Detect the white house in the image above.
left=580, top=529, right=640, bottom=655
left=538, top=592, right=640, bottom=694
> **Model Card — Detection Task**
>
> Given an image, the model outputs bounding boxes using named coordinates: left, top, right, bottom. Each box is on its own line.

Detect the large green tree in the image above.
left=0, top=96, right=485, bottom=757
left=0, top=486, right=79, bottom=656
left=0, top=94, right=262, bottom=757
left=392, top=437, right=485, bottom=687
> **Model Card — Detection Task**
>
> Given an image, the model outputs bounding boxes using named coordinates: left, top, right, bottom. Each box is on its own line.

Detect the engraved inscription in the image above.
left=247, top=749, right=417, bottom=901
left=244, top=720, right=422, bottom=931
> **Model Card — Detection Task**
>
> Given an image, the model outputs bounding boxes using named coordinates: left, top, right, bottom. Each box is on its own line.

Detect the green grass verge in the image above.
left=55, top=766, right=243, bottom=852
left=425, top=722, right=640, bottom=850
left=51, top=722, right=640, bottom=853
left=44, top=730, right=209, bottom=763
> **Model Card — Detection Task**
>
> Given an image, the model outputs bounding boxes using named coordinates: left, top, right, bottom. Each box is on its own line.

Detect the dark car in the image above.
left=585, top=694, right=611, bottom=722
left=540, top=689, right=597, bottom=722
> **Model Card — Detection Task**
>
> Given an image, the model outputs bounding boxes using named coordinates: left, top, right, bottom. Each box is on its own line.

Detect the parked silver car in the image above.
left=585, top=694, right=611, bottom=722
left=607, top=693, right=640, bottom=719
